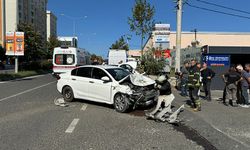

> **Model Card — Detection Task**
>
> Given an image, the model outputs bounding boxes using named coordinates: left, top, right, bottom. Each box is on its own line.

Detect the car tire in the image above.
left=113, top=94, right=130, bottom=113
left=62, top=86, right=74, bottom=102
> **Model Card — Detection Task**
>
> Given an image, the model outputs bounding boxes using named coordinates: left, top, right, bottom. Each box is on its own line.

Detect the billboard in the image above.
left=5, top=32, right=25, bottom=56
left=205, top=55, right=230, bottom=66
left=5, top=32, right=15, bottom=55
left=15, top=32, right=25, bottom=56
left=155, top=35, right=169, bottom=43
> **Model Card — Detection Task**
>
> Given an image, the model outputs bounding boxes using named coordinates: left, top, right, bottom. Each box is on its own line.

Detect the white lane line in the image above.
left=0, top=81, right=56, bottom=102
left=211, top=124, right=250, bottom=148
left=81, top=104, right=88, bottom=111
left=65, top=118, right=79, bottom=133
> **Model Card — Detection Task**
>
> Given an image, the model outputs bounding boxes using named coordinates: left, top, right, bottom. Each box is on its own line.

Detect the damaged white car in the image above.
left=57, top=65, right=158, bottom=113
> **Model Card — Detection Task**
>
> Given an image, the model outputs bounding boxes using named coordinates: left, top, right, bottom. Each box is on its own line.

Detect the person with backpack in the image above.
left=222, top=66, right=241, bottom=106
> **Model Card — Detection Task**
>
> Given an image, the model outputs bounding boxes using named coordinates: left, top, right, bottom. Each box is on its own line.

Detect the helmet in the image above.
left=156, top=75, right=167, bottom=84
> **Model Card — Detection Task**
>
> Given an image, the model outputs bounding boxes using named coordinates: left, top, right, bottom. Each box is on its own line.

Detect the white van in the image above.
left=53, top=46, right=90, bottom=74
left=108, top=49, right=127, bottom=65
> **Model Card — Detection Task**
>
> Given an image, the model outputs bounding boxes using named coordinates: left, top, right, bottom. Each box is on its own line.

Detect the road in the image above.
left=0, top=74, right=204, bottom=150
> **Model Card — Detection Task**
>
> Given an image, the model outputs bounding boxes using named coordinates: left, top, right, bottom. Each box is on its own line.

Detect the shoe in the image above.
left=240, top=105, right=249, bottom=108
left=193, top=108, right=200, bottom=112
left=223, top=102, right=229, bottom=106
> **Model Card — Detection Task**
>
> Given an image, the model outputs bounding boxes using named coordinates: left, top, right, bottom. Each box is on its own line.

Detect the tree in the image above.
left=47, top=36, right=60, bottom=59
left=141, top=47, right=165, bottom=75
left=17, top=23, right=45, bottom=62
left=128, top=0, right=155, bottom=54
left=0, top=45, right=6, bottom=61
left=110, top=36, right=129, bottom=51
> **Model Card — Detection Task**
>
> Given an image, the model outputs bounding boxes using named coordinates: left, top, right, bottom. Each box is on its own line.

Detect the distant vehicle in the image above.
left=57, top=65, right=158, bottom=113
left=108, top=49, right=127, bottom=65
left=119, top=61, right=137, bottom=73
left=53, top=46, right=91, bottom=74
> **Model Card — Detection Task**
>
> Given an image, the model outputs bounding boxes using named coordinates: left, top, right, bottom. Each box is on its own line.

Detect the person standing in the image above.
left=222, top=66, right=241, bottom=106
left=200, top=62, right=216, bottom=101
left=187, top=59, right=201, bottom=112
left=180, top=61, right=189, bottom=96
left=237, top=64, right=250, bottom=108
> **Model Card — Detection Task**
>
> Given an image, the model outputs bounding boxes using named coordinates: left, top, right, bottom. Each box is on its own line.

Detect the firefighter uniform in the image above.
left=187, top=65, right=201, bottom=111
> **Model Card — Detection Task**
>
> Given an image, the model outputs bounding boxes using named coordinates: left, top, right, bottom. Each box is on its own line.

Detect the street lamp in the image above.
left=60, top=14, right=87, bottom=37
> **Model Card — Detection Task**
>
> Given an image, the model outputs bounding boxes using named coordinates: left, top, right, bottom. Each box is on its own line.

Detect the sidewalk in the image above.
left=173, top=89, right=250, bottom=150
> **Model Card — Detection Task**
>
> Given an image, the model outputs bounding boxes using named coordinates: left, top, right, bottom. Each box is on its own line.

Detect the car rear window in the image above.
left=55, top=54, right=75, bottom=65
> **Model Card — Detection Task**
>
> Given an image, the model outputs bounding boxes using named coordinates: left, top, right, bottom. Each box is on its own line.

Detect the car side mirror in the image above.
left=101, top=76, right=111, bottom=83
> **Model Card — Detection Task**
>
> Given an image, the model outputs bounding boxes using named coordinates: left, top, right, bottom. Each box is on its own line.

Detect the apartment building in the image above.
left=46, top=10, right=57, bottom=41
left=4, top=0, right=48, bottom=45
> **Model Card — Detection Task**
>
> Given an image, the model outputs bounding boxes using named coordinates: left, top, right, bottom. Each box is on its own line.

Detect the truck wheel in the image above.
left=114, top=94, right=130, bottom=113
left=62, top=86, right=74, bottom=102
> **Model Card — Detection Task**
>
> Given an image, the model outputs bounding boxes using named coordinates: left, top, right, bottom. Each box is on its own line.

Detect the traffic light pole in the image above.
left=175, top=0, right=182, bottom=72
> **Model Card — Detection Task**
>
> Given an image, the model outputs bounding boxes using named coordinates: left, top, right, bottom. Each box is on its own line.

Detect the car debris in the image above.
left=54, top=97, right=69, bottom=107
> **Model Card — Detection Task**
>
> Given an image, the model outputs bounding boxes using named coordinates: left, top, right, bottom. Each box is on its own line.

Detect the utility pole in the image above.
left=191, top=28, right=197, bottom=41
left=175, top=0, right=183, bottom=72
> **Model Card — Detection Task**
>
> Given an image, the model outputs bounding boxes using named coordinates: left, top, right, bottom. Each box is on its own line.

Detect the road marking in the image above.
left=65, top=118, right=79, bottom=133
left=0, top=81, right=56, bottom=102
left=81, top=104, right=88, bottom=111
left=210, top=124, right=250, bottom=148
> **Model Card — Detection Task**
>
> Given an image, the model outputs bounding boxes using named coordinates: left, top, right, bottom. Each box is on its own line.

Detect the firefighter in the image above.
left=187, top=59, right=201, bottom=112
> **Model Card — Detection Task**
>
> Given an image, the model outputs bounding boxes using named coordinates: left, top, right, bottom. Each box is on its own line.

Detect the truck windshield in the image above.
left=55, top=54, right=75, bottom=65
left=106, top=68, right=130, bottom=81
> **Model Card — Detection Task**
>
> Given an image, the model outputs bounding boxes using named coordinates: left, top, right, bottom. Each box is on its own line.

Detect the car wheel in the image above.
left=113, top=94, right=130, bottom=113
left=62, top=86, right=74, bottom=102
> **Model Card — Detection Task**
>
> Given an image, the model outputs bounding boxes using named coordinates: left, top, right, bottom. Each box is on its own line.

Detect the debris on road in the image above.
left=54, top=97, right=69, bottom=107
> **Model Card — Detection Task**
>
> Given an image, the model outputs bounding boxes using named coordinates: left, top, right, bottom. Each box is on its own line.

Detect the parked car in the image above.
left=57, top=65, right=158, bottom=113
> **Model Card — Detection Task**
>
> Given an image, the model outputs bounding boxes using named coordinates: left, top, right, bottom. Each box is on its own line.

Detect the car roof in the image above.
left=77, top=65, right=121, bottom=70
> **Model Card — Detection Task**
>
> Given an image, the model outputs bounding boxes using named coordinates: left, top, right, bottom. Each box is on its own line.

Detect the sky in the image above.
left=48, top=0, right=250, bottom=57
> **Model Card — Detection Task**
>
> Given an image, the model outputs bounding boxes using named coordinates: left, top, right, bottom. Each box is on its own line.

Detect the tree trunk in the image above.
left=141, top=32, right=144, bottom=56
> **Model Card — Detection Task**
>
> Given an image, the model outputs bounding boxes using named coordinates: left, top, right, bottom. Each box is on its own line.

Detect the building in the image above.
left=169, top=32, right=250, bottom=49
left=0, top=0, right=5, bottom=47
left=46, top=10, right=57, bottom=41
left=58, top=36, right=78, bottom=48
left=4, top=0, right=48, bottom=45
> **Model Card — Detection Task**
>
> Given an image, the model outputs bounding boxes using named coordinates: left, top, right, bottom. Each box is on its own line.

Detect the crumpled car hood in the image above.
left=119, top=72, right=155, bottom=87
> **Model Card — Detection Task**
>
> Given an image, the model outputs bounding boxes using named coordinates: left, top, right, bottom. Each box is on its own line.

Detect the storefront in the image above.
left=201, top=46, right=250, bottom=90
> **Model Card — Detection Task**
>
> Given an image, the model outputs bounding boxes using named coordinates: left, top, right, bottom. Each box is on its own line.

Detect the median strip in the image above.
left=0, top=81, right=56, bottom=102
left=65, top=118, right=79, bottom=133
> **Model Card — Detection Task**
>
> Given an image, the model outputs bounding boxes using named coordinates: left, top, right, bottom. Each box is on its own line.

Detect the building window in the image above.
left=19, top=13, right=22, bottom=19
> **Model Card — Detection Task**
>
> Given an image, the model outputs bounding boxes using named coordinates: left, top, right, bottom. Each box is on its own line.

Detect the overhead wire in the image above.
left=185, top=2, right=250, bottom=20
left=195, top=0, right=250, bottom=15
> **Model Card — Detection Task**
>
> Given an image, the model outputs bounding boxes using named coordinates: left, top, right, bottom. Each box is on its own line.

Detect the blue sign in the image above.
left=205, top=55, right=230, bottom=66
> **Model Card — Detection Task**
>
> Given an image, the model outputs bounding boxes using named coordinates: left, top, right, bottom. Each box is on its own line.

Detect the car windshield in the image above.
left=106, top=68, right=130, bottom=81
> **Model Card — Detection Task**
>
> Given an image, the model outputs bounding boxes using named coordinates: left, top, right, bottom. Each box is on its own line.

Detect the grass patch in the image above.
left=0, top=70, right=48, bottom=81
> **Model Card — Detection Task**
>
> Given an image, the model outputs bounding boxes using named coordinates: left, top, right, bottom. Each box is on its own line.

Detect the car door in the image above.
left=87, top=68, right=113, bottom=103
left=70, top=67, right=92, bottom=99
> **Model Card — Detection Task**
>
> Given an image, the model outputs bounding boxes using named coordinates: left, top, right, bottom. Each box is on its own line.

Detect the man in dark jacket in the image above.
left=187, top=59, right=201, bottom=112
left=201, top=62, right=216, bottom=101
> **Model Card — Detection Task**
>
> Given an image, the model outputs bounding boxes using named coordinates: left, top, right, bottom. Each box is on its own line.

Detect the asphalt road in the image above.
left=0, top=74, right=204, bottom=150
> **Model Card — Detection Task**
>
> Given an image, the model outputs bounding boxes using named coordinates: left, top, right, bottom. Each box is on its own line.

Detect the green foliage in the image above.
left=0, top=70, right=47, bottom=81
left=19, top=60, right=52, bottom=71
left=128, top=0, right=155, bottom=51
left=0, top=45, right=6, bottom=61
left=110, top=36, right=129, bottom=51
left=47, top=36, right=60, bottom=59
left=17, top=23, right=45, bottom=61
left=90, top=54, right=104, bottom=64
left=141, top=47, right=165, bottom=75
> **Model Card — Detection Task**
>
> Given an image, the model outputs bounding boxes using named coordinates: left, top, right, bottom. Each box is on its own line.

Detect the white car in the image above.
left=57, top=65, right=158, bottom=113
